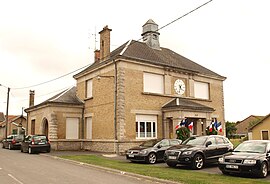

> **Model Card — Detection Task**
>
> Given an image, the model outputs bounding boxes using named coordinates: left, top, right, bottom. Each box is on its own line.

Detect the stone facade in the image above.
left=25, top=20, right=226, bottom=154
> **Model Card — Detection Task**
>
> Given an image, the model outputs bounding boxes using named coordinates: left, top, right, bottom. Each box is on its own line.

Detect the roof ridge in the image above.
left=120, top=39, right=132, bottom=55
left=49, top=86, right=73, bottom=102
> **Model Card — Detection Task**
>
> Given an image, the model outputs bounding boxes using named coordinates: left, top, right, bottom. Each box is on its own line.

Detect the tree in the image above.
left=225, top=121, right=237, bottom=138
left=176, top=127, right=190, bottom=141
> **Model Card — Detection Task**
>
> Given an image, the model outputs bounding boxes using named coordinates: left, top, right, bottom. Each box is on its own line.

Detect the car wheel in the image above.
left=147, top=153, right=157, bottom=164
left=192, top=154, right=204, bottom=170
left=258, top=162, right=268, bottom=178
left=2, top=143, right=4, bottom=149
left=28, top=147, right=33, bottom=154
left=167, top=162, right=177, bottom=167
left=46, top=149, right=51, bottom=153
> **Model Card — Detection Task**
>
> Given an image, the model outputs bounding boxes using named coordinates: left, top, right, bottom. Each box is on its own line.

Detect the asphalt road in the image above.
left=0, top=147, right=175, bottom=184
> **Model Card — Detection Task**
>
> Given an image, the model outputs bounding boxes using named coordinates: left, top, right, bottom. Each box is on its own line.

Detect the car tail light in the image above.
left=31, top=139, right=35, bottom=145
left=11, top=139, right=16, bottom=144
left=47, top=139, right=50, bottom=144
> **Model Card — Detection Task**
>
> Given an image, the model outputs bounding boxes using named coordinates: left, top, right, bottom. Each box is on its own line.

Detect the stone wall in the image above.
left=50, top=139, right=144, bottom=155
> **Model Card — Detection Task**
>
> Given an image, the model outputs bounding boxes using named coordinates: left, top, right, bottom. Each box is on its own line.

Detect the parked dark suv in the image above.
left=164, top=135, right=233, bottom=169
left=21, top=135, right=51, bottom=154
left=126, top=139, right=182, bottom=164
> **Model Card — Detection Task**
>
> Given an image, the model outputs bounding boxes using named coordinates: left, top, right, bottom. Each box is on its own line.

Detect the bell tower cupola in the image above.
left=141, top=19, right=160, bottom=50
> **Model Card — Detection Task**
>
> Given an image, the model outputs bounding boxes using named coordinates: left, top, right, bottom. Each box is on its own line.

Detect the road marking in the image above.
left=8, top=174, right=24, bottom=184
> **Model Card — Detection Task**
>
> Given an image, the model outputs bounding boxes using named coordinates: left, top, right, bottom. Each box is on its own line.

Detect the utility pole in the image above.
left=5, top=87, right=10, bottom=138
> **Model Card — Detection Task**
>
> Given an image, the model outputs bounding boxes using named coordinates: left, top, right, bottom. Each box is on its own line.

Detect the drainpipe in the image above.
left=81, top=106, right=85, bottom=150
left=114, top=59, right=118, bottom=154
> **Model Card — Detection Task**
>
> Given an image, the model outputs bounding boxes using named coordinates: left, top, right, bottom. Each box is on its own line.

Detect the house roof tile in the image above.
left=162, top=98, right=215, bottom=112
left=75, top=40, right=226, bottom=80
left=25, top=86, right=84, bottom=112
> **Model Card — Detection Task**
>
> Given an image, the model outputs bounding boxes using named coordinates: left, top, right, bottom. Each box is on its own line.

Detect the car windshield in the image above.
left=182, top=136, right=207, bottom=146
left=234, top=142, right=266, bottom=153
left=140, top=139, right=161, bottom=147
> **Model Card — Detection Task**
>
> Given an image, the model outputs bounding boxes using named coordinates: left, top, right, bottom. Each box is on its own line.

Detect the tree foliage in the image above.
left=225, top=121, right=237, bottom=138
left=176, top=127, right=190, bottom=141
left=205, top=126, right=217, bottom=135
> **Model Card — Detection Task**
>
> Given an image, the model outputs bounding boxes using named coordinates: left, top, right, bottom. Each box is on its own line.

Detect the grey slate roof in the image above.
left=25, top=87, right=84, bottom=111
left=74, top=40, right=225, bottom=79
left=162, top=98, right=215, bottom=112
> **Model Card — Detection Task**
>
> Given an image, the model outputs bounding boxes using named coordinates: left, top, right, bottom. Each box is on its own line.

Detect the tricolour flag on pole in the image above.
left=175, top=122, right=181, bottom=130
left=188, top=122, right=193, bottom=131
left=209, top=122, right=213, bottom=132
left=217, top=122, right=222, bottom=132
left=180, top=118, right=187, bottom=127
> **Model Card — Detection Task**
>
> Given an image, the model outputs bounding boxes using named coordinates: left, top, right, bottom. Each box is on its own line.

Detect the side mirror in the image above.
left=157, top=145, right=162, bottom=149
left=206, top=141, right=212, bottom=147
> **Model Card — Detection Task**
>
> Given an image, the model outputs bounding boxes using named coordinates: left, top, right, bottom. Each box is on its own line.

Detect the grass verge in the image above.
left=60, top=155, right=270, bottom=184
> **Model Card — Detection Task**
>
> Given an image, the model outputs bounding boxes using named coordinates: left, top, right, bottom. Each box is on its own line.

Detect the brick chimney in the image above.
left=99, top=25, right=112, bottom=61
left=29, top=90, right=35, bottom=107
left=94, top=49, right=100, bottom=62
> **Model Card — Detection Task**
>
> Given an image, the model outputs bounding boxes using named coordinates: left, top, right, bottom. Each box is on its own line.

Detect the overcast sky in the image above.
left=0, top=0, right=269, bottom=122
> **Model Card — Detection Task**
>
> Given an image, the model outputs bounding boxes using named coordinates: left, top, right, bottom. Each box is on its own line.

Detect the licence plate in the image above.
left=129, top=154, right=134, bottom=158
left=168, top=156, right=177, bottom=160
left=226, top=165, right=238, bottom=169
left=38, top=142, right=45, bottom=145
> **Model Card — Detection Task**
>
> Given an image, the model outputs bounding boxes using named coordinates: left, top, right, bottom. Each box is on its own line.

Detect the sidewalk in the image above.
left=46, top=150, right=127, bottom=161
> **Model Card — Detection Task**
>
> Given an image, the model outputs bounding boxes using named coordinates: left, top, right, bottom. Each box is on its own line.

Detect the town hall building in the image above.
left=25, top=19, right=226, bottom=154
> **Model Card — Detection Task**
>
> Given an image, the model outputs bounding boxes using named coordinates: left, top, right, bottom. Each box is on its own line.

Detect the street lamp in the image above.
left=0, top=84, right=10, bottom=138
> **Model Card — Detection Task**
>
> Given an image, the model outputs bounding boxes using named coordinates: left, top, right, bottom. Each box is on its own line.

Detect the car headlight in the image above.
left=139, top=150, right=148, bottom=155
left=182, top=151, right=193, bottom=155
left=218, top=157, right=224, bottom=163
left=243, top=159, right=257, bottom=165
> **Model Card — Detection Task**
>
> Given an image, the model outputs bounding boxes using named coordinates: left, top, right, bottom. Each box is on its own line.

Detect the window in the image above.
left=207, top=137, right=216, bottom=145
left=262, top=131, right=269, bottom=140
left=66, top=118, right=79, bottom=139
left=216, top=137, right=225, bottom=144
left=136, top=115, right=157, bottom=139
left=159, top=140, right=169, bottom=147
left=86, top=117, right=92, bottom=139
left=170, top=140, right=181, bottom=146
left=194, top=81, right=209, bottom=100
left=86, top=79, right=93, bottom=98
left=143, top=73, right=164, bottom=94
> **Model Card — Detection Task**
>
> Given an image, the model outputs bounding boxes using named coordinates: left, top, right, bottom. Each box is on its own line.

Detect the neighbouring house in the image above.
left=0, top=113, right=26, bottom=140
left=235, top=115, right=264, bottom=138
left=248, top=113, right=270, bottom=140
left=25, top=19, right=226, bottom=154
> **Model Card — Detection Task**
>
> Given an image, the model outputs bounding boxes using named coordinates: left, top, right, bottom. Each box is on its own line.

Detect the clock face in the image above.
left=174, top=79, right=186, bottom=95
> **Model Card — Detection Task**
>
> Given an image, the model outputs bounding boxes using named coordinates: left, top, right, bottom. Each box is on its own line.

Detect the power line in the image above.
left=158, top=0, right=213, bottom=32
left=128, top=0, right=213, bottom=45
left=8, top=0, right=212, bottom=91
left=11, top=64, right=90, bottom=90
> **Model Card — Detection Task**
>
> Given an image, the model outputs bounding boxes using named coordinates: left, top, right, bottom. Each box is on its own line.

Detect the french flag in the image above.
left=175, top=122, right=181, bottom=129
left=188, top=122, right=193, bottom=131
left=217, top=122, right=222, bottom=132
left=209, top=123, right=213, bottom=132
